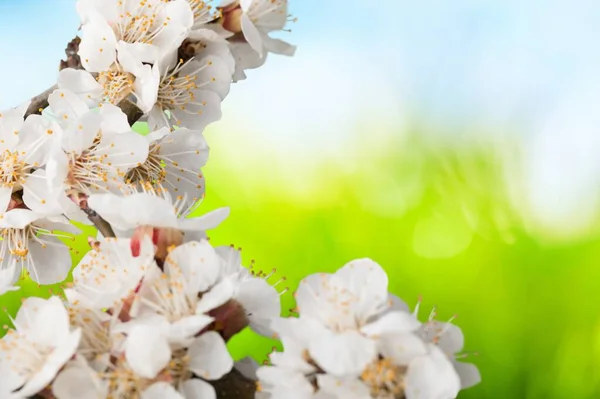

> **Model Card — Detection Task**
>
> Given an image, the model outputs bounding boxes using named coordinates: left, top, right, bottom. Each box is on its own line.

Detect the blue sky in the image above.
left=3, top=0, right=600, bottom=236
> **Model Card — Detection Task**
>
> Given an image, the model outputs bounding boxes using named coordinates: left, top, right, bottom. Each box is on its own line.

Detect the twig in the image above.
left=210, top=368, right=257, bottom=399
left=24, top=36, right=82, bottom=118
left=82, top=206, right=116, bottom=238
left=69, top=192, right=116, bottom=238
left=117, top=98, right=144, bottom=126
left=24, top=84, right=57, bottom=118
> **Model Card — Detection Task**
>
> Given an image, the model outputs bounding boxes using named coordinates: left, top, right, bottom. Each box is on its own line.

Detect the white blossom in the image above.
left=76, top=0, right=194, bottom=72
left=293, top=259, right=421, bottom=375
left=148, top=53, right=231, bottom=130
left=69, top=236, right=155, bottom=309
left=221, top=0, right=295, bottom=57
left=0, top=262, right=20, bottom=295
left=44, top=89, right=149, bottom=197
left=124, top=240, right=231, bottom=345
left=124, top=126, right=209, bottom=207
left=0, top=208, right=76, bottom=284
left=0, top=297, right=81, bottom=398
left=58, top=43, right=160, bottom=113
left=215, top=245, right=282, bottom=336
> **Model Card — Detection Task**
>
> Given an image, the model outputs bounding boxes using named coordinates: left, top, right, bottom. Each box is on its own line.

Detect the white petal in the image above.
left=180, top=379, right=216, bottom=399
left=52, top=362, right=107, bottom=399
left=166, top=240, right=221, bottom=294
left=405, top=345, right=461, bottom=399
left=132, top=64, right=160, bottom=113
left=236, top=278, right=280, bottom=335
left=48, top=89, right=90, bottom=124
left=14, top=296, right=70, bottom=345
left=196, top=278, right=235, bottom=314
left=262, top=35, right=296, bottom=56
left=378, top=333, right=428, bottom=366
left=0, top=208, right=40, bottom=229
left=159, top=127, right=209, bottom=170
left=316, top=374, right=371, bottom=398
left=142, top=382, right=184, bottom=399
left=151, top=0, right=194, bottom=54
left=169, top=315, right=214, bottom=343
left=0, top=187, right=11, bottom=213
left=98, top=103, right=131, bottom=134
left=117, top=40, right=160, bottom=67
left=78, top=18, right=118, bottom=72
left=17, top=329, right=82, bottom=397
left=169, top=89, right=223, bottom=131
left=125, top=325, right=171, bottom=379
left=26, top=235, right=72, bottom=285
left=96, top=131, right=149, bottom=170
left=0, top=263, right=20, bottom=296
left=188, top=331, right=233, bottom=380
left=17, top=114, right=62, bottom=166
left=454, top=361, right=481, bottom=389
left=57, top=68, right=103, bottom=107
left=179, top=207, right=230, bottom=232
left=62, top=111, right=103, bottom=153
left=76, top=0, right=118, bottom=24
left=23, top=169, right=62, bottom=215
left=309, top=330, right=377, bottom=377
left=360, top=311, right=421, bottom=337
left=241, top=14, right=265, bottom=57
left=180, top=56, right=231, bottom=99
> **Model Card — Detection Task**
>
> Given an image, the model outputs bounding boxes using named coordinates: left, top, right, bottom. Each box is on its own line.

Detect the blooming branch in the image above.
left=0, top=1, right=482, bottom=398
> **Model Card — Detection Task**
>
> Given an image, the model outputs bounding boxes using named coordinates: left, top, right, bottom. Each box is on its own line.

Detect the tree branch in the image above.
left=24, top=36, right=82, bottom=118
left=117, top=98, right=144, bottom=126
left=25, top=84, right=57, bottom=118
left=210, top=368, right=257, bottom=399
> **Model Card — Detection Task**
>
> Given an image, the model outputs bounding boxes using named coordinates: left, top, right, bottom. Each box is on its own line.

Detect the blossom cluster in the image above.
left=0, top=0, right=481, bottom=398
left=255, top=261, right=481, bottom=399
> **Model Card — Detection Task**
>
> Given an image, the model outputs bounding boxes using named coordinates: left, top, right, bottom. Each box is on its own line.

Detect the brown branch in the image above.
left=69, top=191, right=116, bottom=238
left=24, top=36, right=82, bottom=118
left=210, top=368, right=257, bottom=399
left=117, top=99, right=144, bottom=126
left=25, top=84, right=57, bottom=118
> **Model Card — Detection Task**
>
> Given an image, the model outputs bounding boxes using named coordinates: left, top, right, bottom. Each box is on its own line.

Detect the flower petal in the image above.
left=309, top=330, right=377, bottom=377
left=125, top=325, right=171, bottom=379
left=57, top=68, right=103, bottom=107
left=188, top=331, right=233, bottom=380
left=142, top=382, right=184, bottom=399
left=180, top=379, right=216, bottom=399
left=27, top=235, right=72, bottom=285
left=405, top=345, right=461, bottom=399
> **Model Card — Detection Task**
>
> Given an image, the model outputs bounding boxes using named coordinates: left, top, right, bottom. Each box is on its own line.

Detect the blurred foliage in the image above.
left=2, top=124, right=600, bottom=399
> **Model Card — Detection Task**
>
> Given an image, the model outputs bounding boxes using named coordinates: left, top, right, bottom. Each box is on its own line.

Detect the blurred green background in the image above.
left=2, top=122, right=600, bottom=399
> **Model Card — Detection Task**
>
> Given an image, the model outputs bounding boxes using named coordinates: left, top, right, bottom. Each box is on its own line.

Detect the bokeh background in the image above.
left=3, top=0, right=600, bottom=398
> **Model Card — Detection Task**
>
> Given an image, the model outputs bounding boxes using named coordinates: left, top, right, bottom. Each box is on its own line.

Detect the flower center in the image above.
left=360, top=358, right=406, bottom=399
left=98, top=358, right=149, bottom=398
left=67, top=306, right=112, bottom=363
left=161, top=349, right=193, bottom=385
left=189, top=0, right=219, bottom=25
left=0, top=332, right=55, bottom=380
left=98, top=67, right=135, bottom=105
left=66, top=135, right=111, bottom=194
left=156, top=58, right=213, bottom=119
left=115, top=0, right=170, bottom=46
left=140, top=262, right=196, bottom=321
left=0, top=225, right=36, bottom=261
left=125, top=144, right=165, bottom=186
left=0, top=149, right=28, bottom=192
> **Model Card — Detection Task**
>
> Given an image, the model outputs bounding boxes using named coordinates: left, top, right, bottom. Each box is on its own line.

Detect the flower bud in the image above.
left=222, top=4, right=243, bottom=33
